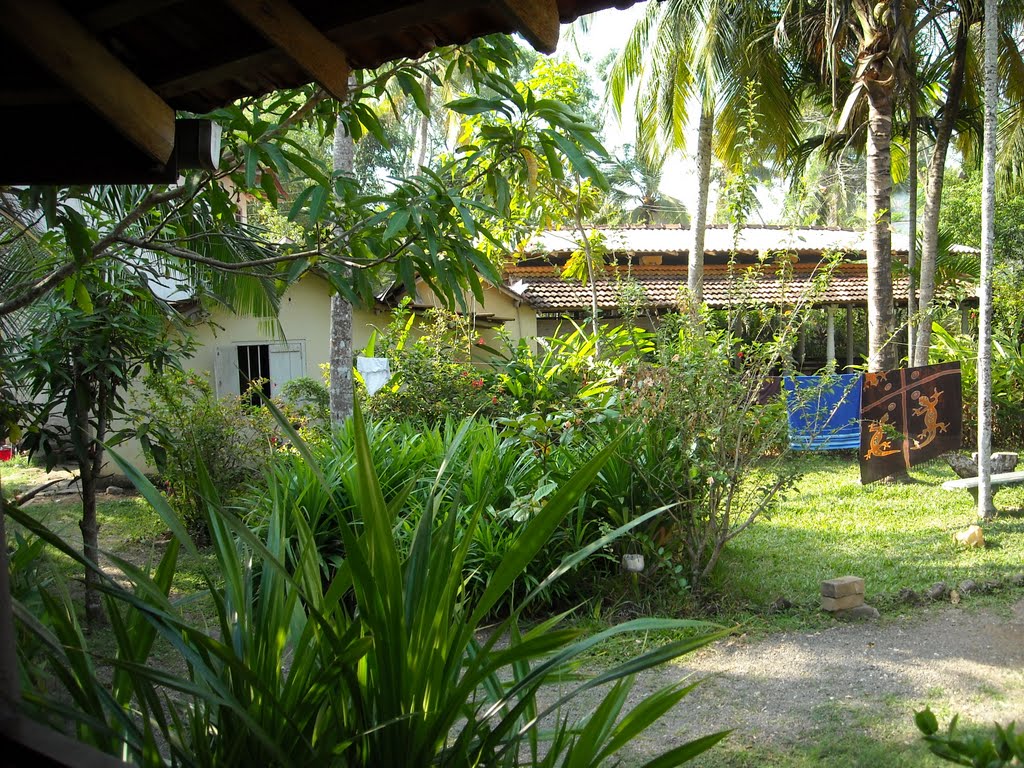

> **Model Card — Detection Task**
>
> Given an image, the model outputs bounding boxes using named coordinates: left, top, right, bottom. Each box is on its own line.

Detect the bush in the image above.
left=601, top=310, right=796, bottom=594
left=10, top=407, right=732, bottom=767
left=134, top=369, right=277, bottom=536
left=368, top=306, right=499, bottom=424
left=929, top=322, right=1024, bottom=448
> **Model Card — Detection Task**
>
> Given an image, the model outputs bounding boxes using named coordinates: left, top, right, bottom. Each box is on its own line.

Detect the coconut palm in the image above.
left=913, top=2, right=1024, bottom=365
left=978, top=0, right=999, bottom=516
left=609, top=0, right=798, bottom=302
left=777, top=0, right=914, bottom=371
left=600, top=144, right=689, bottom=225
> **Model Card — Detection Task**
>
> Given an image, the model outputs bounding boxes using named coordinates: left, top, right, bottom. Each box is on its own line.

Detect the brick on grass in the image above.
left=821, top=576, right=865, bottom=599
left=821, top=593, right=865, bottom=611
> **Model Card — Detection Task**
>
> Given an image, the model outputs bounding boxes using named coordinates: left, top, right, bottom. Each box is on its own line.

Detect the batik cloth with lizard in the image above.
left=858, top=362, right=962, bottom=484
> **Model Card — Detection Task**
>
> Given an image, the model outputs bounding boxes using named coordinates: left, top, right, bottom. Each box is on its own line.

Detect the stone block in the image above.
left=821, top=593, right=865, bottom=611
left=821, top=576, right=865, bottom=599
left=835, top=604, right=880, bottom=621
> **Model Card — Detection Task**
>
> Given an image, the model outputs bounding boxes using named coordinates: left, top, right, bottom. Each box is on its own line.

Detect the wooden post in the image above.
left=846, top=305, right=855, bottom=368
left=0, top=488, right=18, bottom=720
left=797, top=326, right=806, bottom=371
left=961, top=302, right=970, bottom=335
left=826, top=305, right=836, bottom=366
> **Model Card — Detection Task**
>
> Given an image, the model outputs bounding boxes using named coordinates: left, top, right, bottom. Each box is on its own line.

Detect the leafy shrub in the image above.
left=929, top=322, right=1024, bottom=447
left=278, top=375, right=330, bottom=431
left=134, top=369, right=277, bottom=536
left=605, top=311, right=795, bottom=594
left=917, top=707, right=1024, bottom=765
left=368, top=306, right=499, bottom=424
left=10, top=407, right=732, bottom=767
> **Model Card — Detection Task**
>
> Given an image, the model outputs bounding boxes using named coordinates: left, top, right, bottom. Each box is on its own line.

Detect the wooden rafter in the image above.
left=0, top=0, right=175, bottom=164
left=497, top=0, right=561, bottom=53
left=225, top=0, right=350, bottom=103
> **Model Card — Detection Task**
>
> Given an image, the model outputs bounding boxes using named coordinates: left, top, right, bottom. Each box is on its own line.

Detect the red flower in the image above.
left=737, top=351, right=744, bottom=359
left=471, top=378, right=484, bottom=388
left=476, top=337, right=486, bottom=346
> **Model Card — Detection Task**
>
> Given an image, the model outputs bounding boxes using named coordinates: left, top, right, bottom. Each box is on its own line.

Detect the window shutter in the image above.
left=214, top=347, right=240, bottom=397
left=268, top=342, right=304, bottom=396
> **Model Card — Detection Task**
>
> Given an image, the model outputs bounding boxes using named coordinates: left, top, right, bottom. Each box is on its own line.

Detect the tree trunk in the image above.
left=688, top=101, right=714, bottom=303
left=330, top=117, right=356, bottom=425
left=413, top=78, right=433, bottom=171
left=913, top=22, right=969, bottom=366
left=865, top=82, right=898, bottom=372
left=71, top=362, right=103, bottom=628
left=907, top=93, right=918, bottom=362
left=978, top=0, right=998, bottom=519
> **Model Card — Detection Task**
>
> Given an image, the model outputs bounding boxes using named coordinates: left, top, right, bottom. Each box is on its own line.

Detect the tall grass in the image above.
left=8, top=405, right=731, bottom=766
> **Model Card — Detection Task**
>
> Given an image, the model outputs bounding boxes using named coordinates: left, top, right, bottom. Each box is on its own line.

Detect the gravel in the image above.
left=552, top=601, right=1024, bottom=763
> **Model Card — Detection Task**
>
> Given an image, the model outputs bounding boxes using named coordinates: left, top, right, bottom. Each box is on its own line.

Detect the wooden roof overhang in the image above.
left=0, top=0, right=641, bottom=184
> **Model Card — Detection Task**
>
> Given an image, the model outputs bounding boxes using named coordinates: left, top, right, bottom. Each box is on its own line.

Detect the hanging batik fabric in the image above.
left=784, top=374, right=863, bottom=450
left=859, top=362, right=962, bottom=484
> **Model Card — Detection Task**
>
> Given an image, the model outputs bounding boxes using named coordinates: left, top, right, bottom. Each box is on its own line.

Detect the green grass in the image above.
left=712, top=454, right=1024, bottom=619
left=2, top=460, right=217, bottom=603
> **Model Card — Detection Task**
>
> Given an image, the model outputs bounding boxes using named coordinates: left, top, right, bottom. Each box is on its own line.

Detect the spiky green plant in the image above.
left=8, top=404, right=731, bottom=766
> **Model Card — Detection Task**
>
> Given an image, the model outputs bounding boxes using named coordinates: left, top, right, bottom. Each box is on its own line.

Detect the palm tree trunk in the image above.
left=907, top=94, right=918, bottom=361
left=978, top=0, right=998, bottom=519
left=688, top=101, right=714, bottom=303
left=330, top=117, right=355, bottom=425
left=865, top=83, right=898, bottom=372
left=914, top=22, right=969, bottom=367
left=414, top=78, right=433, bottom=170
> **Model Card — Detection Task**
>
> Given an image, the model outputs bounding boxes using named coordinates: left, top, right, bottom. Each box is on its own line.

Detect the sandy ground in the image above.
left=566, top=601, right=1024, bottom=764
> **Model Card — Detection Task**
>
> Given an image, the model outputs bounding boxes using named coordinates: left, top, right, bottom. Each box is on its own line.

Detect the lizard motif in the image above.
left=864, top=414, right=901, bottom=460
left=864, top=371, right=888, bottom=388
left=912, top=388, right=949, bottom=450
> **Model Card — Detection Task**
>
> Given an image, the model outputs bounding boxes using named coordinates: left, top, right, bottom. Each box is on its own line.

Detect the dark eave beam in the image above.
left=225, top=0, right=350, bottom=103
left=0, top=0, right=175, bottom=165
left=496, top=0, right=561, bottom=53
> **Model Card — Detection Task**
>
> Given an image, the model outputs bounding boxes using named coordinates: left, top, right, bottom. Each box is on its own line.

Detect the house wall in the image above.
left=411, top=280, right=538, bottom=354
left=114, top=275, right=535, bottom=473
left=185, top=275, right=379, bottom=392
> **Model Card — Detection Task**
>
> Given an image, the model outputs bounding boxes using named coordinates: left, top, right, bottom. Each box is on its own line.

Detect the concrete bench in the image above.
left=942, top=471, right=1024, bottom=491
left=942, top=467, right=1024, bottom=516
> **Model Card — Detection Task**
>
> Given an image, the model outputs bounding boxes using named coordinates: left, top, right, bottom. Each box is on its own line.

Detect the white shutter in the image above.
left=214, top=347, right=239, bottom=397
left=268, top=342, right=304, bottom=396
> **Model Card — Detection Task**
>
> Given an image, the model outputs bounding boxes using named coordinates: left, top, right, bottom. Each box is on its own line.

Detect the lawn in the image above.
left=4, top=450, right=1023, bottom=767
left=711, top=452, right=1024, bottom=624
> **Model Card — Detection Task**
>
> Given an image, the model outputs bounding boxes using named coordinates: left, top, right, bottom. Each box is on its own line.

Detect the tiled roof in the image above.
left=512, top=265, right=913, bottom=311
left=525, top=226, right=980, bottom=257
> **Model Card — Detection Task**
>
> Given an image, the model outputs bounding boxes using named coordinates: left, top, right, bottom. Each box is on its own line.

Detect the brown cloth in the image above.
left=859, top=362, right=962, bottom=484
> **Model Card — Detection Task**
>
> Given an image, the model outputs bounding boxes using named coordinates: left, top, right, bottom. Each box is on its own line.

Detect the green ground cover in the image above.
left=712, top=454, right=1024, bottom=624
left=5, top=449, right=1023, bottom=766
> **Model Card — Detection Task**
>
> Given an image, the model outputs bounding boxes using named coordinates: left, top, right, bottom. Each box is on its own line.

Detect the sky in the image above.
left=550, top=5, right=788, bottom=224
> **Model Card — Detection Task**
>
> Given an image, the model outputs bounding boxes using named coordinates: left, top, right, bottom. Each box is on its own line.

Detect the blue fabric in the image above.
left=784, top=374, right=863, bottom=451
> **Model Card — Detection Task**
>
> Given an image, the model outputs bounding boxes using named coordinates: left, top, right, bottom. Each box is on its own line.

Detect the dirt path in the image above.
left=573, top=603, right=1024, bottom=765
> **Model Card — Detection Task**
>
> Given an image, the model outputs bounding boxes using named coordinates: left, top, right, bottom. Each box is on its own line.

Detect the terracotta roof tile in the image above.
left=515, top=273, right=913, bottom=311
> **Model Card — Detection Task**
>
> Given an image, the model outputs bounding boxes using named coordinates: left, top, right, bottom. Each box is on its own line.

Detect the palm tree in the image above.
left=913, top=2, right=1024, bottom=365
left=779, top=0, right=913, bottom=371
left=600, top=145, right=689, bottom=225
left=609, top=0, right=798, bottom=303
left=978, top=0, right=999, bottom=517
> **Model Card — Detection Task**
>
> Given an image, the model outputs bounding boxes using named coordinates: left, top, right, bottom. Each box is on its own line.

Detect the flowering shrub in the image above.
left=367, top=307, right=500, bottom=424
left=135, top=369, right=277, bottom=537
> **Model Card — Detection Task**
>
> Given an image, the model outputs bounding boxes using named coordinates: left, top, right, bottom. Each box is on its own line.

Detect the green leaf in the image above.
left=639, top=731, right=733, bottom=768
left=446, top=96, right=505, bottom=115
left=916, top=707, right=939, bottom=736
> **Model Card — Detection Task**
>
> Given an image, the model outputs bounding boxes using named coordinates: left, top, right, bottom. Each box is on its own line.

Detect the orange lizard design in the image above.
left=912, top=388, right=949, bottom=450
left=864, top=414, right=901, bottom=460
